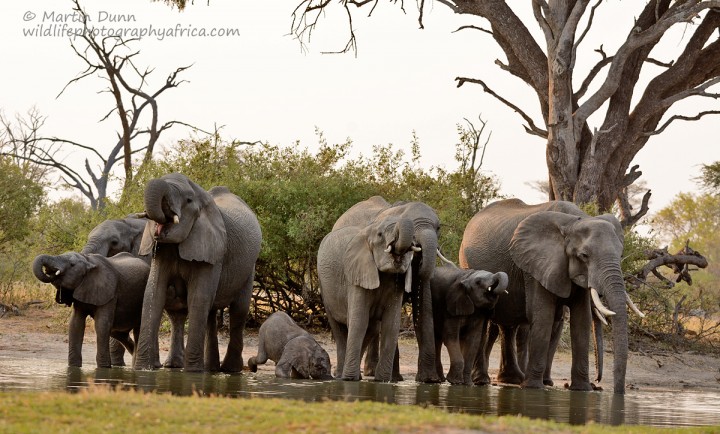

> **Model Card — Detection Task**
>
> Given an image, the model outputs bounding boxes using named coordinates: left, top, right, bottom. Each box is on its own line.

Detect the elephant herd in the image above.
left=32, top=173, right=645, bottom=394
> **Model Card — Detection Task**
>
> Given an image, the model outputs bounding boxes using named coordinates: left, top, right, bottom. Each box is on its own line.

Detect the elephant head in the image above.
left=32, top=252, right=116, bottom=306
left=139, top=173, right=227, bottom=264
left=343, top=216, right=416, bottom=289
left=298, top=343, right=333, bottom=380
left=508, top=211, right=629, bottom=392
left=446, top=270, right=509, bottom=316
left=82, top=217, right=146, bottom=257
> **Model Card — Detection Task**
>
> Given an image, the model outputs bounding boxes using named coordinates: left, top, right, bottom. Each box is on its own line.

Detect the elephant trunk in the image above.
left=394, top=218, right=414, bottom=254
left=32, top=254, right=61, bottom=283
left=81, top=240, right=108, bottom=256
left=144, top=178, right=172, bottom=224
left=592, top=314, right=604, bottom=383
left=600, top=268, right=628, bottom=394
left=492, top=271, right=509, bottom=294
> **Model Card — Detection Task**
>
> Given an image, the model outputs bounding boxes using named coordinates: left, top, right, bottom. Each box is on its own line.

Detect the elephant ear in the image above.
left=509, top=211, right=581, bottom=299
left=73, top=256, right=116, bottom=306
left=446, top=280, right=475, bottom=317
left=179, top=198, right=228, bottom=264
left=343, top=228, right=380, bottom=290
left=596, top=213, right=625, bottom=246
left=138, top=222, right=156, bottom=257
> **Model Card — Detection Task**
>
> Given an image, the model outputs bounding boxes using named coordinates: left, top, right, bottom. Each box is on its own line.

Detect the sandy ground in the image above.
left=2, top=305, right=720, bottom=393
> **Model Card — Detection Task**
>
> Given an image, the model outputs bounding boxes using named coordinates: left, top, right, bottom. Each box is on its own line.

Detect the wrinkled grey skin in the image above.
left=460, top=199, right=628, bottom=394
left=318, top=215, right=415, bottom=382
left=32, top=252, right=149, bottom=368
left=81, top=217, right=188, bottom=368
left=134, top=173, right=262, bottom=373
left=332, top=196, right=441, bottom=383
left=430, top=267, right=508, bottom=385
left=248, top=311, right=333, bottom=379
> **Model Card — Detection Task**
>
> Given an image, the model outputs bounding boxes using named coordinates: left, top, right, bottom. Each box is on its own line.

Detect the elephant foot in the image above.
left=111, top=359, right=126, bottom=367
left=415, top=370, right=442, bottom=383
left=220, top=360, right=243, bottom=373
left=497, top=371, right=525, bottom=385
left=446, top=369, right=464, bottom=385
left=543, top=378, right=554, bottom=387
left=564, top=381, right=593, bottom=391
left=363, top=366, right=376, bottom=377
left=473, top=373, right=491, bottom=386
left=392, top=373, right=404, bottom=382
left=521, top=378, right=545, bottom=389
left=163, top=356, right=184, bottom=369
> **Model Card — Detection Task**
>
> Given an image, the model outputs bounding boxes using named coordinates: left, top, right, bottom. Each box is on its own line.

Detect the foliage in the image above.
left=624, top=193, right=720, bottom=347
left=698, top=162, right=720, bottom=194
left=0, top=156, right=45, bottom=245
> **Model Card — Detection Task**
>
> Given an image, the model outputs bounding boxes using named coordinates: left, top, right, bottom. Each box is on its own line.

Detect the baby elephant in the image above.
left=32, top=252, right=150, bottom=368
left=248, top=311, right=333, bottom=379
left=431, top=266, right=509, bottom=385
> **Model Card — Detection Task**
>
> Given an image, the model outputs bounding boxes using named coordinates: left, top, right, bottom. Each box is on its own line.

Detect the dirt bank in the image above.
left=1, top=305, right=719, bottom=393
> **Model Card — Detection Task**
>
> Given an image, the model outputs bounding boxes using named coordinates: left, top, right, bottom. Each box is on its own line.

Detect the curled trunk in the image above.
left=32, top=255, right=61, bottom=283
left=144, top=178, right=171, bottom=224
left=394, top=218, right=414, bottom=254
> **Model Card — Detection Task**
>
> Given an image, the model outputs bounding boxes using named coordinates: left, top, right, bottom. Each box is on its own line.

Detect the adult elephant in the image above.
left=133, top=173, right=262, bottom=372
left=332, top=196, right=442, bottom=383
left=318, top=215, right=417, bottom=382
left=460, top=199, right=632, bottom=394
left=81, top=216, right=188, bottom=368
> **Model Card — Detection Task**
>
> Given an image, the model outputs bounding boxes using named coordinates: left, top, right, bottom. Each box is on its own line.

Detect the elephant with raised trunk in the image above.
left=82, top=216, right=188, bottom=368
left=332, top=196, right=443, bottom=383
left=430, top=266, right=508, bottom=385
left=318, top=214, right=417, bottom=382
left=248, top=311, right=333, bottom=379
left=460, top=199, right=638, bottom=394
left=32, top=252, right=149, bottom=368
left=134, top=173, right=261, bottom=373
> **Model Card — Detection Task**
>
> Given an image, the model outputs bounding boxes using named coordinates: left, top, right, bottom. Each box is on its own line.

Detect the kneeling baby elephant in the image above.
left=431, top=266, right=508, bottom=385
left=248, top=311, right=333, bottom=379
left=32, top=252, right=150, bottom=368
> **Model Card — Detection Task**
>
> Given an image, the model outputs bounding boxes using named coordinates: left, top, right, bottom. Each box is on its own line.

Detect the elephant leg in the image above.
left=110, top=337, right=127, bottom=366
left=472, top=321, right=497, bottom=385
left=248, top=340, right=269, bottom=373
left=68, top=309, right=86, bottom=367
left=522, top=284, right=556, bottom=389
left=461, top=318, right=485, bottom=386
left=221, top=276, right=253, bottom=373
left=568, top=290, right=592, bottom=391
left=110, top=331, right=134, bottom=364
left=205, top=309, right=221, bottom=372
left=343, top=288, right=372, bottom=381
left=94, top=317, right=113, bottom=369
left=443, top=327, right=466, bottom=385
left=544, top=306, right=565, bottom=386
left=391, top=344, right=403, bottom=382
left=363, top=333, right=379, bottom=377
left=497, top=325, right=525, bottom=384
left=327, top=316, right=347, bottom=378
left=434, top=328, right=446, bottom=383
left=374, top=292, right=403, bottom=382
left=164, top=309, right=187, bottom=369
left=184, top=266, right=220, bottom=372
left=516, top=324, right=530, bottom=374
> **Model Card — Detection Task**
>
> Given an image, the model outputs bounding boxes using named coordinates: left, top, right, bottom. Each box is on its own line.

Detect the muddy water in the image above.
left=1, top=356, right=720, bottom=427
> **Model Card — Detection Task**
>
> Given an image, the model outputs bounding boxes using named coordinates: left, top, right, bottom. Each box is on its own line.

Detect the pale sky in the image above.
left=2, top=0, right=718, bottom=219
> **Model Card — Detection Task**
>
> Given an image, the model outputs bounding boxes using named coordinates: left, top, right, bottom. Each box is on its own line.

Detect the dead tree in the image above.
left=291, top=1, right=720, bottom=223
left=1, top=0, right=198, bottom=210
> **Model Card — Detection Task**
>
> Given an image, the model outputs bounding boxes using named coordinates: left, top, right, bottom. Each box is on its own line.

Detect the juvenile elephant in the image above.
left=332, top=196, right=443, bottom=383
left=460, top=199, right=640, bottom=394
left=82, top=216, right=188, bottom=368
left=318, top=214, right=417, bottom=382
left=430, top=266, right=508, bottom=385
left=134, top=173, right=262, bottom=373
left=248, top=311, right=332, bottom=379
left=32, top=252, right=149, bottom=368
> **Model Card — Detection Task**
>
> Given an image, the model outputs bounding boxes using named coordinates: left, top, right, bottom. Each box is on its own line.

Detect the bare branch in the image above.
left=643, top=110, right=720, bottom=137
left=453, top=25, right=493, bottom=35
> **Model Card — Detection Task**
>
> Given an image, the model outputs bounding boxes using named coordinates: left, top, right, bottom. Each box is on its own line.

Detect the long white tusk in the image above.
left=384, top=245, right=392, bottom=253
left=626, top=293, right=646, bottom=318
left=55, top=270, right=62, bottom=276
left=436, top=249, right=457, bottom=267
left=411, top=245, right=422, bottom=252
left=404, top=254, right=413, bottom=293
left=593, top=307, right=608, bottom=326
left=173, top=215, right=180, bottom=224
left=590, top=288, right=616, bottom=317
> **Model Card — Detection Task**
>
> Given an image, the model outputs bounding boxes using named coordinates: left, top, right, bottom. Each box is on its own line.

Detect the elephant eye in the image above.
left=578, top=252, right=589, bottom=261
left=187, top=198, right=192, bottom=204
left=111, top=240, right=119, bottom=246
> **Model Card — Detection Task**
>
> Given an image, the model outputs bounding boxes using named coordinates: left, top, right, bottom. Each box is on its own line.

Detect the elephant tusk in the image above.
left=436, top=249, right=457, bottom=267
left=626, top=293, right=646, bottom=318
left=411, top=245, right=422, bottom=252
left=404, top=254, right=413, bottom=293
left=384, top=245, right=392, bottom=254
left=173, top=215, right=180, bottom=224
left=590, top=288, right=616, bottom=317
left=55, top=269, right=62, bottom=276
left=593, top=307, right=609, bottom=326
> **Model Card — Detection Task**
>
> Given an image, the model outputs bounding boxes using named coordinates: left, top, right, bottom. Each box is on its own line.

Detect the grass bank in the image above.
left=0, top=388, right=703, bottom=433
